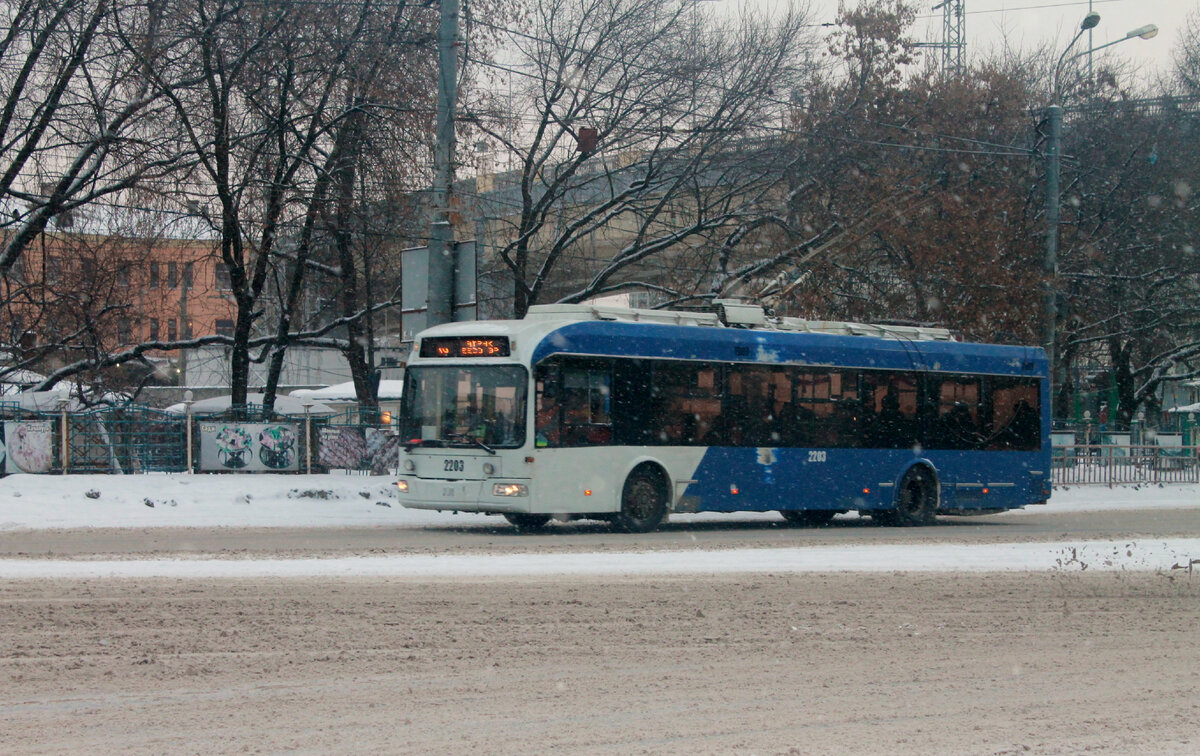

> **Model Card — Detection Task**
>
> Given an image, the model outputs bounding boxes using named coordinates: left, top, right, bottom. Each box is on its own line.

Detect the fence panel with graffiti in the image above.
left=199, top=422, right=301, bottom=472
left=316, top=425, right=399, bottom=474
left=1, top=419, right=55, bottom=473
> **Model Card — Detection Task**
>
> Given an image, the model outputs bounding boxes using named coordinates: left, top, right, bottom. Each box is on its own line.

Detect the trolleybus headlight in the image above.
left=403, top=459, right=415, bottom=472
left=492, top=483, right=528, bottom=497
left=396, top=480, right=409, bottom=493
left=483, top=462, right=496, bottom=475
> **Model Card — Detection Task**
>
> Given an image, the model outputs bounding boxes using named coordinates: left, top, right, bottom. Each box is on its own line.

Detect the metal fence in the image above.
left=67, top=406, right=188, bottom=473
left=4, top=403, right=1199, bottom=484
left=1053, top=444, right=1200, bottom=486
left=0, top=403, right=397, bottom=475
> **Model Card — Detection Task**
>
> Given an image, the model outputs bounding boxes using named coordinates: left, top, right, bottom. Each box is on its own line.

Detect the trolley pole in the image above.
left=426, top=0, right=460, bottom=328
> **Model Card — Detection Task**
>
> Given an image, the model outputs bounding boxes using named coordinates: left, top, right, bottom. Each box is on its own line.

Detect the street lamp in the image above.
left=1043, top=12, right=1156, bottom=419
left=302, top=400, right=314, bottom=475
left=183, top=389, right=195, bottom=474
left=1086, top=24, right=1158, bottom=77
left=1052, top=12, right=1100, bottom=100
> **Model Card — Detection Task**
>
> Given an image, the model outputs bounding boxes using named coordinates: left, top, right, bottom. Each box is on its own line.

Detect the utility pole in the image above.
left=426, top=0, right=459, bottom=328
left=1044, top=104, right=1062, bottom=418
left=918, top=0, right=964, bottom=77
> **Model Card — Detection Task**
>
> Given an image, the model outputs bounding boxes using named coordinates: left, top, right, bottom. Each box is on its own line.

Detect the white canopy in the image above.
left=1166, top=401, right=1200, bottom=415
left=290, top=380, right=404, bottom=402
left=0, top=368, right=48, bottom=385
left=0, top=389, right=80, bottom=412
left=164, top=393, right=337, bottom=417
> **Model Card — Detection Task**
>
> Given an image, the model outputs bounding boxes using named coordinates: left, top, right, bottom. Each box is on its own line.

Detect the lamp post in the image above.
left=302, top=400, right=314, bottom=475
left=183, top=389, right=195, bottom=474
left=56, top=396, right=70, bottom=474
left=1044, top=12, right=1156, bottom=419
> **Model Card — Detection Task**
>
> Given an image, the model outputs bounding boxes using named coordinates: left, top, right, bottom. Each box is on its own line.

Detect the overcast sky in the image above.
left=785, top=0, right=1191, bottom=76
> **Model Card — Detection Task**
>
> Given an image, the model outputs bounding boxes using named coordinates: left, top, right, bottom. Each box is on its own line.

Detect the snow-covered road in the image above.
left=1, top=473, right=1197, bottom=577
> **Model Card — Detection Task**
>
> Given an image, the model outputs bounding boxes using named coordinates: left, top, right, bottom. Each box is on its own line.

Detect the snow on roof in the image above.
left=0, top=389, right=79, bottom=411
left=163, top=393, right=336, bottom=417
left=290, top=380, right=404, bottom=402
left=1167, top=401, right=1200, bottom=414
left=0, top=368, right=48, bottom=385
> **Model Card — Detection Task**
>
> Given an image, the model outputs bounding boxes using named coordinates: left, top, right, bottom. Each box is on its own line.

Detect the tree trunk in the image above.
left=332, top=111, right=377, bottom=410
left=1109, top=337, right=1136, bottom=429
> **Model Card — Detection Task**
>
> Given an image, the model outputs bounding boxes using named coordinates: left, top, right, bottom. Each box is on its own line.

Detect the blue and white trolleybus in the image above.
left=396, top=301, right=1051, bottom=532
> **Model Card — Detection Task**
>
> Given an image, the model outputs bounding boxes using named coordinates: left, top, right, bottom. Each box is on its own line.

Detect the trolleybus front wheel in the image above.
left=503, top=513, right=552, bottom=532
left=878, top=467, right=937, bottom=527
left=612, top=468, right=667, bottom=533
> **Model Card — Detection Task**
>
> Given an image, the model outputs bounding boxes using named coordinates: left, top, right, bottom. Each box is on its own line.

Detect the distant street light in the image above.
left=1043, top=12, right=1157, bottom=420
left=1052, top=11, right=1099, bottom=100
left=1086, top=24, right=1159, bottom=77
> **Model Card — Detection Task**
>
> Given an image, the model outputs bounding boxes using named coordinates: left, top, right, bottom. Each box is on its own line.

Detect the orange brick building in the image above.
left=3, top=232, right=236, bottom=368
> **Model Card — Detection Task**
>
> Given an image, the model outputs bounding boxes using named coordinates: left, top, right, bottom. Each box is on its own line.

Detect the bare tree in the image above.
left=0, top=0, right=193, bottom=278
left=1173, top=9, right=1200, bottom=97
left=1055, top=96, right=1200, bottom=425
left=749, top=3, right=1043, bottom=348
left=461, top=0, right=817, bottom=316
left=255, top=1, right=438, bottom=413
left=134, top=0, right=421, bottom=410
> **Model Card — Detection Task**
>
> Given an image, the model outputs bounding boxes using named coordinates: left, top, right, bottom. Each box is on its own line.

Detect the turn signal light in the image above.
left=396, top=480, right=409, bottom=493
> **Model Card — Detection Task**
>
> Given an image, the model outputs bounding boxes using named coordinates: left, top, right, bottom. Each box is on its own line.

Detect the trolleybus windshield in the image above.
left=400, top=365, right=528, bottom=449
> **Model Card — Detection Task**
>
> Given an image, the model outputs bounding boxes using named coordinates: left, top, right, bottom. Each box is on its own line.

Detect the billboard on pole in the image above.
left=400, top=240, right=478, bottom=345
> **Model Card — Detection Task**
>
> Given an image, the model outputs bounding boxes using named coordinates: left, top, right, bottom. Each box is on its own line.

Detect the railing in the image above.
left=1052, top=444, right=1200, bottom=485
left=4, top=405, right=1198, bottom=484
left=0, top=403, right=397, bottom=475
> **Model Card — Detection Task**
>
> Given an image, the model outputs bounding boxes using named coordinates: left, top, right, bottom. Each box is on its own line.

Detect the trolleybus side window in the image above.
left=986, top=377, right=1041, bottom=451
left=863, top=371, right=919, bottom=449
left=725, top=365, right=793, bottom=446
left=925, top=374, right=985, bottom=450
left=534, top=363, right=563, bottom=447
left=611, top=358, right=653, bottom=445
left=561, top=361, right=613, bottom=445
left=794, top=369, right=860, bottom=448
left=649, top=360, right=723, bottom=445
left=534, top=358, right=614, bottom=447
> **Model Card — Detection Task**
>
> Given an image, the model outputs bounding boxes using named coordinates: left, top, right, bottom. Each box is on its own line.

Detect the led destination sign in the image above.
left=419, top=337, right=510, bottom=358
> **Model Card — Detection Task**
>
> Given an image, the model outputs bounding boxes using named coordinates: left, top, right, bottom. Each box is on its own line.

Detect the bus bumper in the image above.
left=395, top=477, right=536, bottom=514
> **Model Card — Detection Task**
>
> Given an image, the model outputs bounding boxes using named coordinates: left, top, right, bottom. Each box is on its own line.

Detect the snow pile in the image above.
left=0, top=473, right=478, bottom=530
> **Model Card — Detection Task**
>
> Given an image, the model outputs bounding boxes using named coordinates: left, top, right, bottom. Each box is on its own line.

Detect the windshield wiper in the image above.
left=444, top=432, right=496, bottom=455
left=403, top=438, right=446, bottom=452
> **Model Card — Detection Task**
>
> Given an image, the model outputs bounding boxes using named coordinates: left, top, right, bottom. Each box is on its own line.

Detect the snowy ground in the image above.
left=1, top=473, right=1197, bottom=577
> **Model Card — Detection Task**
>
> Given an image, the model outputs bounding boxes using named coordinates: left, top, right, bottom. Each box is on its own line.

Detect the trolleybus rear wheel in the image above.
left=612, top=469, right=667, bottom=533
left=503, top=513, right=552, bottom=532
left=779, top=510, right=838, bottom=527
left=880, top=468, right=937, bottom=526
